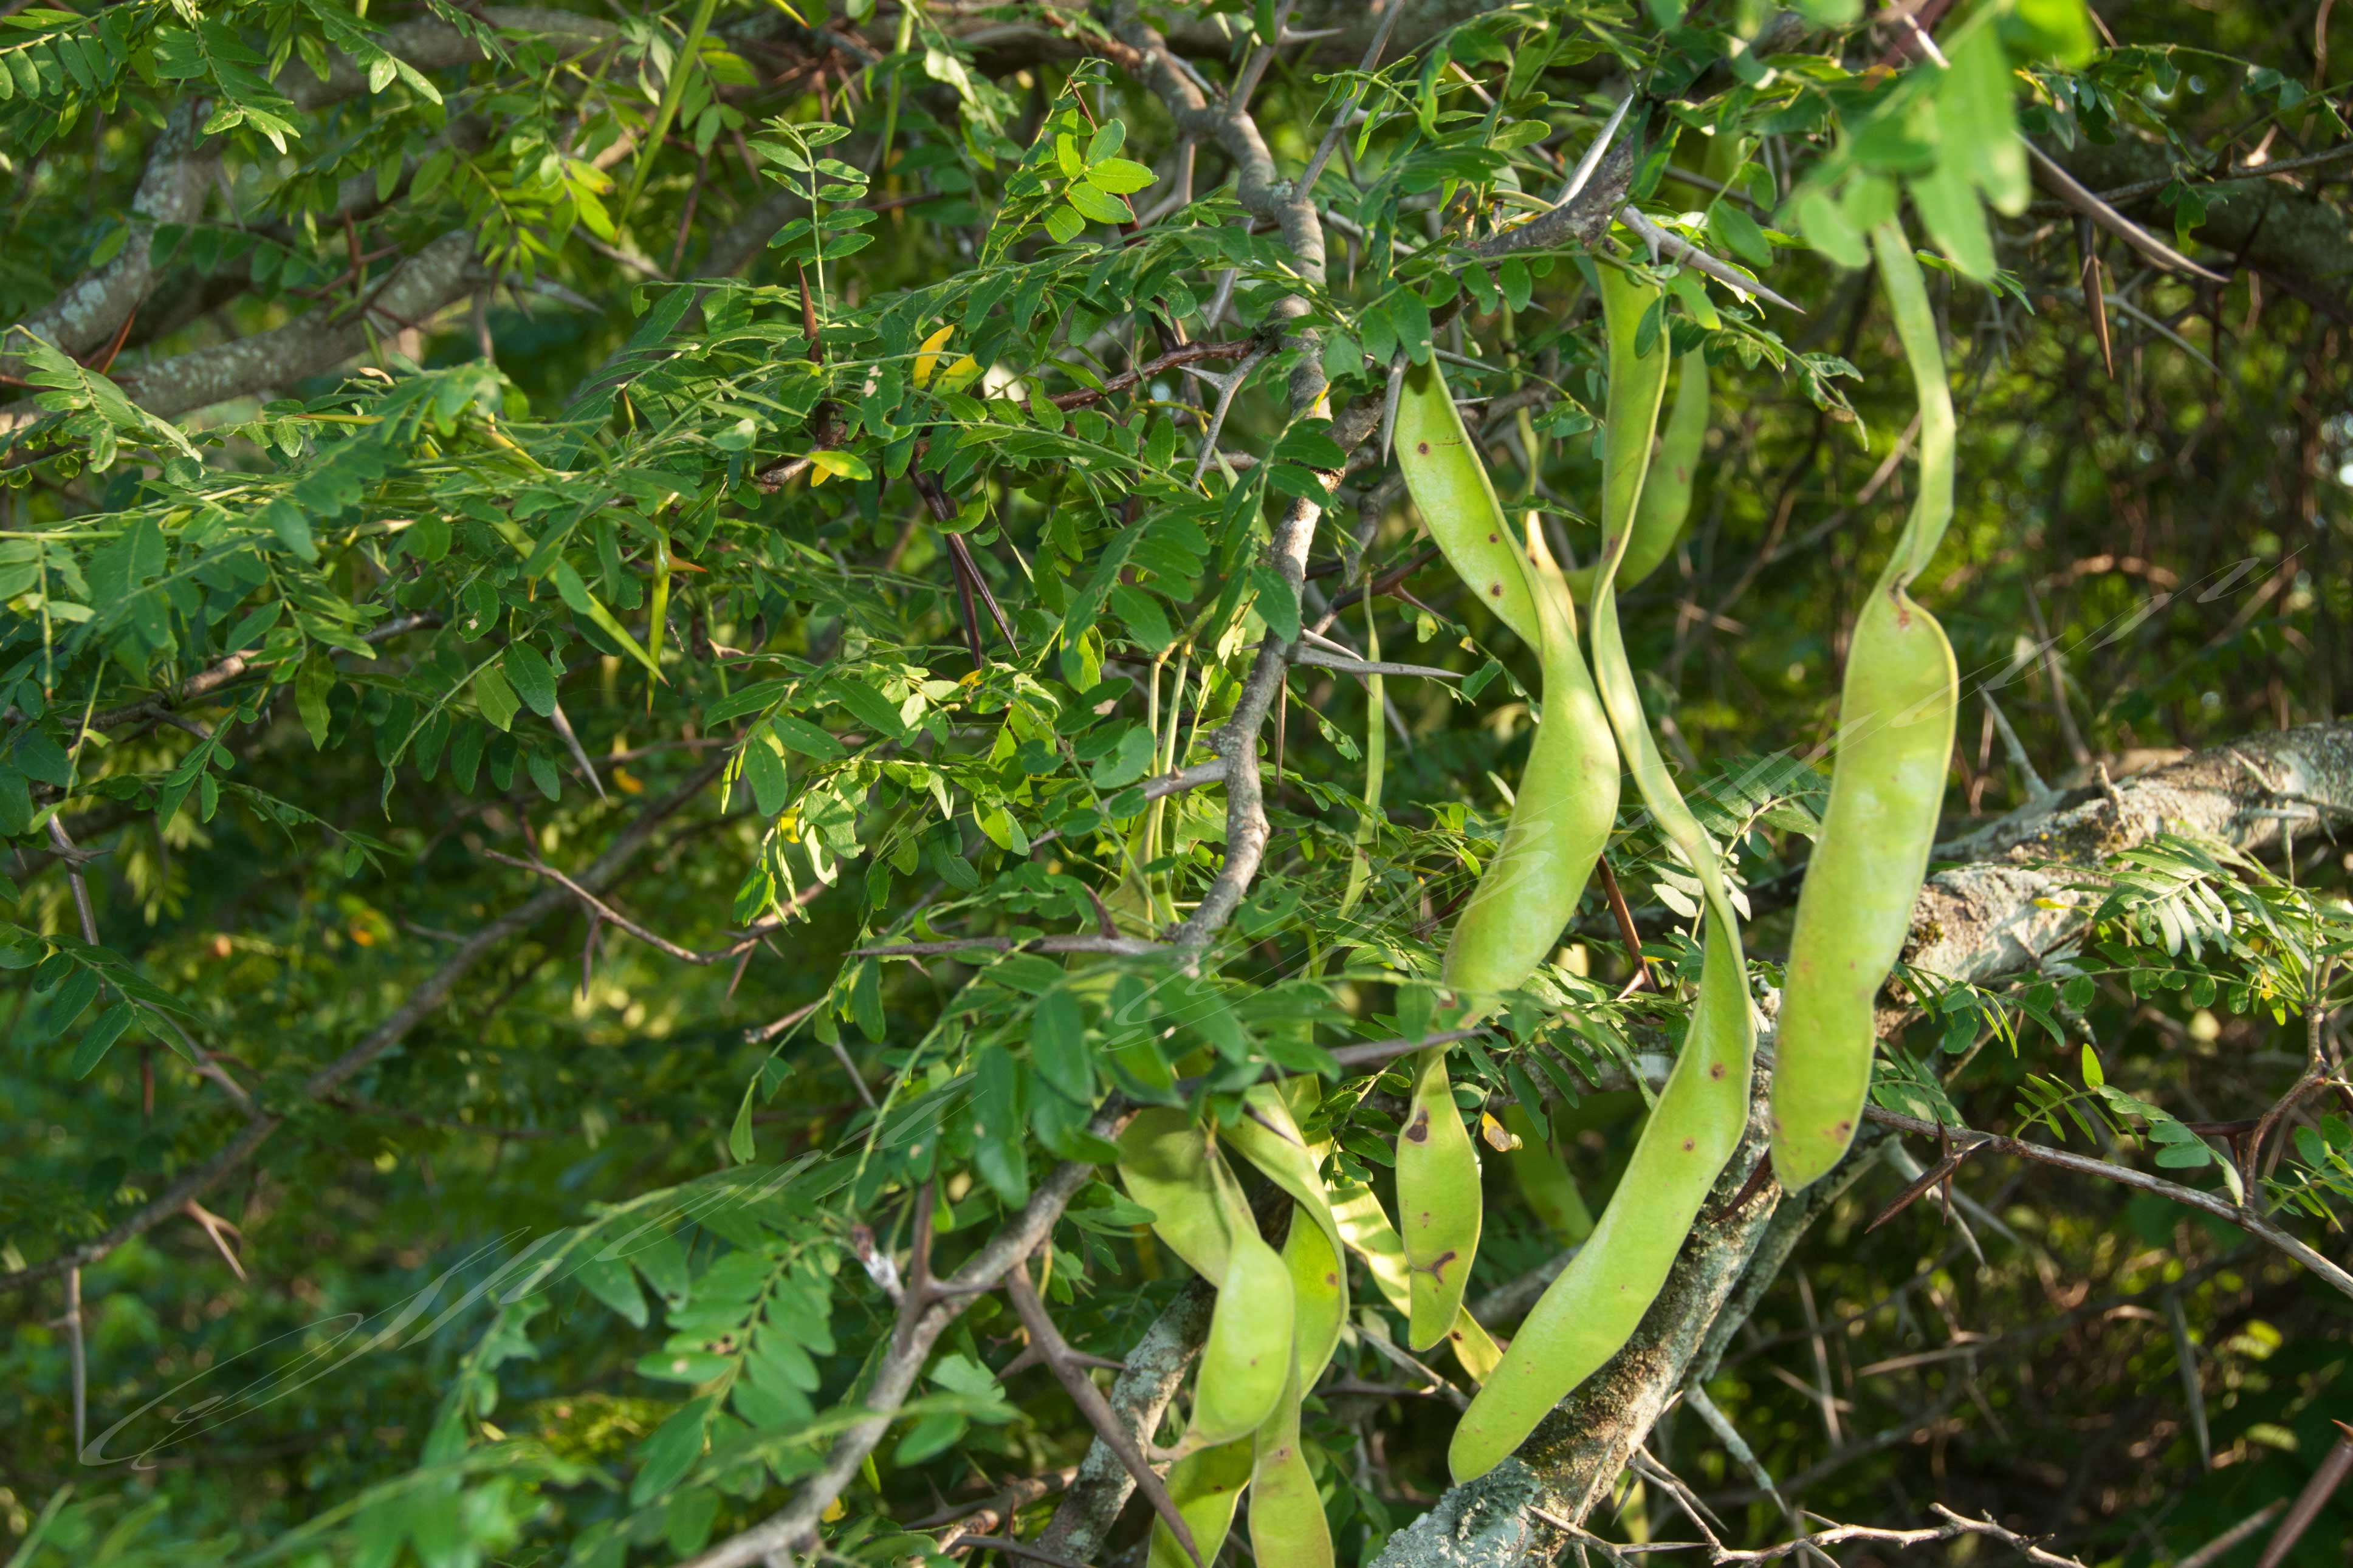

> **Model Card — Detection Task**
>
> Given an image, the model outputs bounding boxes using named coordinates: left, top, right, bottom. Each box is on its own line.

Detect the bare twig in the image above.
left=484, top=849, right=814, bottom=963
left=2027, top=142, right=2228, bottom=282
left=1863, top=1104, right=2353, bottom=1299
left=1002, top=1259, right=1203, bottom=1566
left=1296, top=3, right=1406, bottom=196
left=1617, top=206, right=1806, bottom=315
left=677, top=1117, right=1127, bottom=1568
left=2257, top=1422, right=2353, bottom=1568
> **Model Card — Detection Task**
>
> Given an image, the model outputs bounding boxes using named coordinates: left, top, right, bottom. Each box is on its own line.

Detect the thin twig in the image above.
left=1296, top=3, right=1405, bottom=196
left=1863, top=1105, right=2353, bottom=1299
left=1002, top=1259, right=1204, bottom=1566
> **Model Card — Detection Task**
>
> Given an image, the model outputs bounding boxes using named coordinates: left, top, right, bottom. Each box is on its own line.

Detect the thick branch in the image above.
left=1034, top=1279, right=1218, bottom=1560
left=6, top=101, right=218, bottom=374
left=112, top=231, right=489, bottom=421
left=1904, top=721, right=2353, bottom=1003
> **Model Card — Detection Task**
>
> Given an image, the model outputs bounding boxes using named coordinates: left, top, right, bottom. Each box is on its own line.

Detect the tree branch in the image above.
left=676, top=1115, right=1128, bottom=1568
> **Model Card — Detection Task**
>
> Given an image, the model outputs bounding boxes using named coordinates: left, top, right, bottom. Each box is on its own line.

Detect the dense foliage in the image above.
left=3, top=1, right=2351, bottom=1565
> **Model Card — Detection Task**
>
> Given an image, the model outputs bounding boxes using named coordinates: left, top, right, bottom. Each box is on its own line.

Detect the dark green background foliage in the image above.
left=2, top=0, right=2351, bottom=1564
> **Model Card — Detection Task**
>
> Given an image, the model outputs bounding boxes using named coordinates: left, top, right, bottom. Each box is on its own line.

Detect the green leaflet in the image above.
left=1451, top=264, right=1756, bottom=1484
left=1768, top=222, right=1960, bottom=1191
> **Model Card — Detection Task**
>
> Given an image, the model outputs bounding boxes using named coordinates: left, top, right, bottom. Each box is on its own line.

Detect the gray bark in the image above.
left=1034, top=1278, right=1217, bottom=1561
left=4, top=101, right=218, bottom=375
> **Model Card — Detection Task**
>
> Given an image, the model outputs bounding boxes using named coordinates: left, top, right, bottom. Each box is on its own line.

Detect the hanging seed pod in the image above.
left=1395, top=359, right=1621, bottom=1349
left=1770, top=221, right=1960, bottom=1191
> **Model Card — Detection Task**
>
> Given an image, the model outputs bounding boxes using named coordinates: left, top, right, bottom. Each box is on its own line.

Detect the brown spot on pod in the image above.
left=1489, top=583, right=1504, bottom=597
left=1405, top=1109, right=1431, bottom=1143
left=1682, top=1137, right=1697, bottom=1152
left=1487, top=532, right=1499, bottom=543
left=1429, top=1248, right=1458, bottom=1281
left=1836, top=1119, right=1854, bottom=1135
left=1417, top=442, right=1431, bottom=455
left=1709, top=1063, right=1726, bottom=1079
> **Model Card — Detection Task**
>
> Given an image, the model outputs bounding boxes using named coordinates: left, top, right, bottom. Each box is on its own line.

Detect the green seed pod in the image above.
left=1451, top=264, right=1756, bottom=1483
left=1145, top=1437, right=1254, bottom=1568
left=1248, top=1357, right=1334, bottom=1568
left=1502, top=1103, right=1596, bottom=1246
left=1448, top=919, right=1750, bottom=1481
left=1440, top=517, right=1618, bottom=1007
left=1396, top=1042, right=1483, bottom=1351
left=1770, top=222, right=1960, bottom=1191
left=1562, top=345, right=1709, bottom=602
left=1117, top=1107, right=1231, bottom=1282
left=1327, top=1177, right=1505, bottom=1381
left=1398, top=359, right=1621, bottom=1350
left=1186, top=1149, right=1296, bottom=1446
left=1396, top=358, right=1541, bottom=646
left=1220, top=1086, right=1349, bottom=1381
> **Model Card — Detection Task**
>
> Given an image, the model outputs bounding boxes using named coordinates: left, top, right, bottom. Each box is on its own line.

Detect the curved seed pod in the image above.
left=1448, top=920, right=1750, bottom=1480
left=1220, top=1087, right=1349, bottom=1381
left=1396, top=1043, right=1483, bottom=1351
left=1116, top=1108, right=1231, bottom=1282
left=1770, top=223, right=1960, bottom=1191
left=1401, top=359, right=1621, bottom=1349
left=1185, top=1149, right=1296, bottom=1446
left=1248, top=1357, right=1335, bottom=1568
left=1144, top=1437, right=1255, bottom=1568
left=1441, top=519, right=1619, bottom=1005
left=1502, top=1103, right=1596, bottom=1245
left=1452, top=265, right=1756, bottom=1483
left=1396, top=358, right=1541, bottom=646
left=1553, top=124, right=1736, bottom=601
left=1562, top=345, right=1709, bottom=602
left=1327, top=1179, right=1505, bottom=1381
left=1280, top=1216, right=1347, bottom=1388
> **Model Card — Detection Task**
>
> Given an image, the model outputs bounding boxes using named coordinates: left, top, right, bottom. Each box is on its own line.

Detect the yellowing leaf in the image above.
left=807, top=448, right=872, bottom=485
left=1480, top=1111, right=1521, bottom=1153
left=912, top=324, right=956, bottom=388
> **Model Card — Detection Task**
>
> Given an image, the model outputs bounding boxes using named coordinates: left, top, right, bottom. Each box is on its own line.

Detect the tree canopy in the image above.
left=4, top=2, right=2352, bottom=1566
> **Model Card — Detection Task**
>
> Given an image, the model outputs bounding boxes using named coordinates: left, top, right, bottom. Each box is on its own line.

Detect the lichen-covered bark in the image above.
left=4, top=101, right=217, bottom=374
left=1905, top=721, right=2353, bottom=995
left=114, top=231, right=487, bottom=421
left=1036, top=1278, right=1216, bottom=1561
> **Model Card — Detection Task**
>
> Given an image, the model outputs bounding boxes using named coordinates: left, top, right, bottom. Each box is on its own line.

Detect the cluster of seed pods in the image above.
left=1113, top=213, right=1957, bottom=1527
left=1120, top=1081, right=1348, bottom=1568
